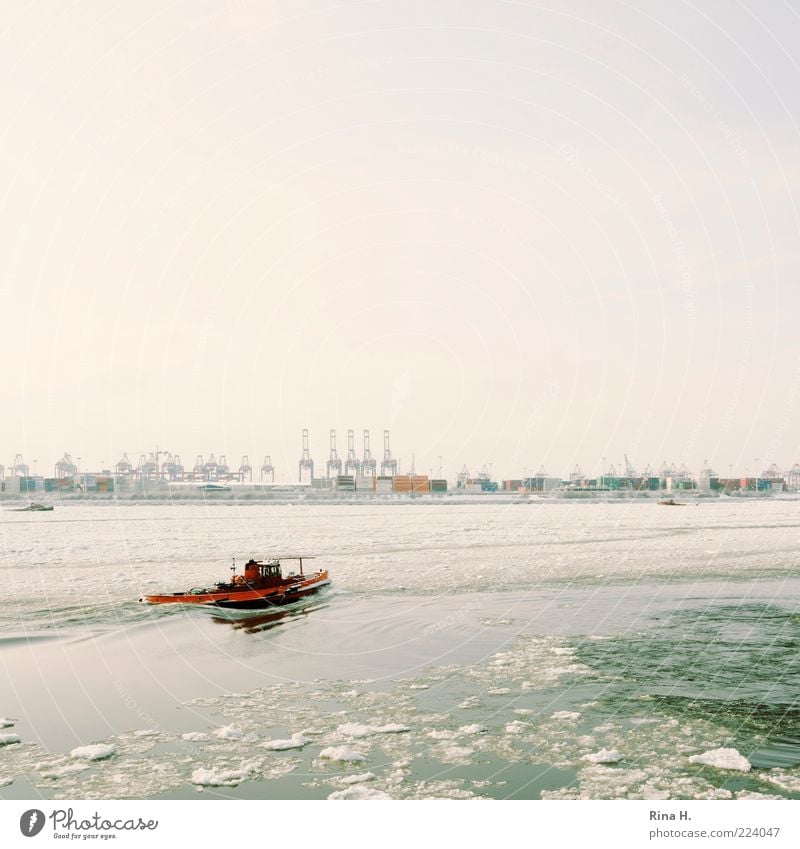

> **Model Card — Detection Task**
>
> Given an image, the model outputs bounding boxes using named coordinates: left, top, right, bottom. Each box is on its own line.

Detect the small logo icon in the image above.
left=20, top=810, right=46, bottom=837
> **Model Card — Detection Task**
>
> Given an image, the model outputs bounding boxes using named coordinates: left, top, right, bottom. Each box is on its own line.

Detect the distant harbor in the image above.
left=2, top=429, right=798, bottom=500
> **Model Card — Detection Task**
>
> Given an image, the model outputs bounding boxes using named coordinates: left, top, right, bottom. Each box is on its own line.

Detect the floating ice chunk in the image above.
left=505, top=721, right=528, bottom=734
left=440, top=746, right=474, bottom=763
left=0, top=733, right=21, bottom=746
left=0, top=718, right=14, bottom=728
left=408, top=684, right=428, bottom=690
left=39, top=763, right=90, bottom=778
left=191, top=759, right=260, bottom=787
left=260, top=734, right=310, bottom=751
left=428, top=730, right=458, bottom=740
left=583, top=749, right=624, bottom=764
left=0, top=777, right=12, bottom=787
left=181, top=732, right=208, bottom=742
left=134, top=729, right=158, bottom=737
left=760, top=771, right=800, bottom=793
left=70, top=744, right=115, bottom=760
left=319, top=747, right=367, bottom=762
left=488, top=688, right=511, bottom=695
left=340, top=772, right=376, bottom=784
left=552, top=711, right=581, bottom=721
left=688, top=748, right=751, bottom=772
left=337, top=723, right=410, bottom=738
left=214, top=724, right=245, bottom=740
left=328, top=786, right=390, bottom=800
left=335, top=724, right=370, bottom=737
left=458, top=724, right=487, bottom=735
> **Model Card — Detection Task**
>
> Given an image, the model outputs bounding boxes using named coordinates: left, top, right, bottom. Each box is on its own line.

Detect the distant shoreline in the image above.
left=2, top=490, right=798, bottom=506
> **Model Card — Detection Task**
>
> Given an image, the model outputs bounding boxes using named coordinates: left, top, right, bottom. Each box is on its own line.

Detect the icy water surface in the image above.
left=0, top=499, right=799, bottom=799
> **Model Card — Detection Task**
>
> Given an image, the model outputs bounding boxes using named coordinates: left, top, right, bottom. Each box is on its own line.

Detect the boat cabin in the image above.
left=235, top=556, right=310, bottom=587
left=242, top=559, right=281, bottom=584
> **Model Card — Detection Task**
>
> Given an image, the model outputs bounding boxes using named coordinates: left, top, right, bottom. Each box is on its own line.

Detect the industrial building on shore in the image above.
left=1, top=438, right=797, bottom=499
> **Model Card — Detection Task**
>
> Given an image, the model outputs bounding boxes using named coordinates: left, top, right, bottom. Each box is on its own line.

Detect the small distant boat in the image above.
left=140, top=555, right=330, bottom=609
left=658, top=498, right=685, bottom=506
left=12, top=502, right=54, bottom=512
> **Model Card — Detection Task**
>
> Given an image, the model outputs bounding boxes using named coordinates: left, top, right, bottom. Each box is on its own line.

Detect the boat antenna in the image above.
left=231, top=556, right=236, bottom=577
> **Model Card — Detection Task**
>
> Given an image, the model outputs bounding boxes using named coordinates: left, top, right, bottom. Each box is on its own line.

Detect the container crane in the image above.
left=361, top=430, right=376, bottom=476
left=298, top=430, right=314, bottom=483
left=380, top=429, right=397, bottom=477
left=344, top=429, right=360, bottom=476
left=326, top=429, right=342, bottom=479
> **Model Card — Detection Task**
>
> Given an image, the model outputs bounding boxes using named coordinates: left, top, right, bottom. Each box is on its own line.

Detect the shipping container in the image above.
left=20, top=477, right=40, bottom=493
left=410, top=476, right=429, bottom=492
left=392, top=476, right=413, bottom=492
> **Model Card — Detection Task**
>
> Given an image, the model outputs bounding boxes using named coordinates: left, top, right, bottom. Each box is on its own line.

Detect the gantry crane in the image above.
left=326, top=429, right=342, bottom=479
left=344, top=429, right=360, bottom=476
left=380, top=429, right=397, bottom=477
left=361, top=430, right=376, bottom=476
left=298, top=430, right=314, bottom=482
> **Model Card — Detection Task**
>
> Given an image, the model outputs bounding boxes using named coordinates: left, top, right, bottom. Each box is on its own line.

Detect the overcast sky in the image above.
left=2, top=0, right=799, bottom=481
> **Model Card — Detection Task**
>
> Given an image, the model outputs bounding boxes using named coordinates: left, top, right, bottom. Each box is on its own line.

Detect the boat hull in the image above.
left=141, top=572, right=330, bottom=608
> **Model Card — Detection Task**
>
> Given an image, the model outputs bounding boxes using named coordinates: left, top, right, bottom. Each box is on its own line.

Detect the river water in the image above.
left=1, top=499, right=799, bottom=800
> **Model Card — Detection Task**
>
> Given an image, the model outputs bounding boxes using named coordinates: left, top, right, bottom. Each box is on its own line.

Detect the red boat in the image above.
left=140, top=555, right=330, bottom=609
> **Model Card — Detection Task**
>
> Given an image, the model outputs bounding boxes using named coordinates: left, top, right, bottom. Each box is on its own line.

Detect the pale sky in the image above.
left=2, top=0, right=799, bottom=481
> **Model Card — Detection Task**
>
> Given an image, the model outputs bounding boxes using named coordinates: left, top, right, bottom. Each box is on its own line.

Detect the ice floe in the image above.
left=191, top=759, right=260, bottom=787
left=583, top=749, right=624, bottom=764
left=70, top=744, right=115, bottom=760
left=439, top=746, right=474, bottom=763
left=688, top=748, right=751, bottom=772
left=319, top=746, right=367, bottom=762
left=337, top=723, right=410, bottom=738
left=39, top=762, right=90, bottom=779
left=260, top=734, right=310, bottom=751
left=339, top=772, right=376, bottom=784
left=0, top=733, right=21, bottom=746
left=328, top=786, right=391, bottom=800
left=214, top=724, right=245, bottom=740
